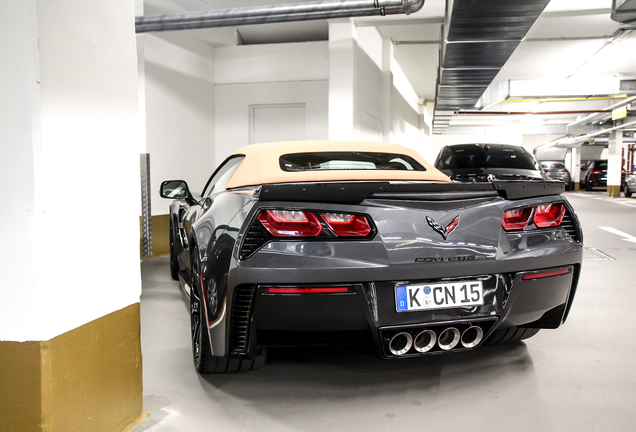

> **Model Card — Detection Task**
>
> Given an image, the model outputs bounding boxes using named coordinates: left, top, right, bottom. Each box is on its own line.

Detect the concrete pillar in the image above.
left=381, top=38, right=393, bottom=143
left=608, top=130, right=623, bottom=197
left=571, top=147, right=581, bottom=191
left=0, top=1, right=143, bottom=431
left=328, top=20, right=357, bottom=140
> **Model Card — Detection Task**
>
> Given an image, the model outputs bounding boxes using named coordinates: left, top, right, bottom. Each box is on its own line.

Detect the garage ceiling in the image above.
left=152, top=0, right=636, bottom=140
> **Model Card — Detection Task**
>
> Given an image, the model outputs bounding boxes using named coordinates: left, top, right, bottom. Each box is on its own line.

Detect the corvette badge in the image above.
left=426, top=215, right=459, bottom=240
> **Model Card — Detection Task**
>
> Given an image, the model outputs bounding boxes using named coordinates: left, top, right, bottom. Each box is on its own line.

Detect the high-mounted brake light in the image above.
left=257, top=210, right=322, bottom=237
left=502, top=207, right=533, bottom=230
left=320, top=213, right=372, bottom=237
left=533, top=203, right=565, bottom=228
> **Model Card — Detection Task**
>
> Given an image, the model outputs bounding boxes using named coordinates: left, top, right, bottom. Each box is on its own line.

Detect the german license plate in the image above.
left=396, top=281, right=484, bottom=312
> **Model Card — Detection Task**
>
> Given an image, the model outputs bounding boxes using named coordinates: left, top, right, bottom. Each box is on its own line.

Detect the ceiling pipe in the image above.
left=135, top=0, right=425, bottom=33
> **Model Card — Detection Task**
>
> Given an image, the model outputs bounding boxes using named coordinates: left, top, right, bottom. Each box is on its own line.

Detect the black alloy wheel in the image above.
left=169, top=218, right=179, bottom=281
left=189, top=250, right=267, bottom=373
left=190, top=254, right=215, bottom=373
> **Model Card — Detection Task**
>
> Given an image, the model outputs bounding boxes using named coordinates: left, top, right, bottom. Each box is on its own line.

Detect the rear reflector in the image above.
left=522, top=268, right=571, bottom=280
left=502, top=207, right=533, bottom=230
left=533, top=203, right=565, bottom=228
left=267, top=287, right=350, bottom=294
left=257, top=210, right=322, bottom=237
left=320, top=212, right=372, bottom=237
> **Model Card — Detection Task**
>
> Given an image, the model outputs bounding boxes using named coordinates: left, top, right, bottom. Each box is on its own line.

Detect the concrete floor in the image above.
left=134, top=192, right=636, bottom=432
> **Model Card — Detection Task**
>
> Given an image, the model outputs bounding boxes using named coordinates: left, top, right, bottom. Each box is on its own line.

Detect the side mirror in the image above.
left=160, top=180, right=196, bottom=205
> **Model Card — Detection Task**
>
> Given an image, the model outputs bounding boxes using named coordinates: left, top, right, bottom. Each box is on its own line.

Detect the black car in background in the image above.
left=580, top=160, right=607, bottom=191
left=540, top=161, right=571, bottom=190
left=434, top=144, right=546, bottom=182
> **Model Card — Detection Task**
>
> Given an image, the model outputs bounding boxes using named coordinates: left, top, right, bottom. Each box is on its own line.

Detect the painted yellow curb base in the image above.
left=0, top=304, right=143, bottom=432
left=607, top=185, right=621, bottom=198
left=140, top=214, right=170, bottom=259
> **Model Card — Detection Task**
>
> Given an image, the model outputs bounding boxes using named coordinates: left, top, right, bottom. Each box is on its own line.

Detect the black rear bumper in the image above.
left=242, top=264, right=579, bottom=358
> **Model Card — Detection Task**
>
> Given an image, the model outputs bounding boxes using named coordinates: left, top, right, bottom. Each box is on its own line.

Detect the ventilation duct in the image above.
left=612, top=0, right=636, bottom=26
left=136, top=0, right=425, bottom=33
left=432, top=0, right=550, bottom=134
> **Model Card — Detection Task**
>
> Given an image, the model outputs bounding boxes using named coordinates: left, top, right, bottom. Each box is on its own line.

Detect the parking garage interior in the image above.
left=1, top=0, right=636, bottom=431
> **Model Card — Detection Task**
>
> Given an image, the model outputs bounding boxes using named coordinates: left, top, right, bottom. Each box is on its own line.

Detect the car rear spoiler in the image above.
left=254, top=180, right=565, bottom=204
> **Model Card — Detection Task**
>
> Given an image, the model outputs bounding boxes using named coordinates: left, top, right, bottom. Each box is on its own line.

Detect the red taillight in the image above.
left=590, top=170, right=601, bottom=174
left=320, top=212, right=372, bottom=237
left=533, top=203, right=565, bottom=228
left=502, top=207, right=533, bottom=230
left=502, top=203, right=566, bottom=231
left=267, top=287, right=349, bottom=294
left=560, top=170, right=569, bottom=174
left=257, top=210, right=322, bottom=237
left=522, top=268, right=571, bottom=280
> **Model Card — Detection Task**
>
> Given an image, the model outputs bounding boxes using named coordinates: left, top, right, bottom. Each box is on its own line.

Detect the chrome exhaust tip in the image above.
left=438, top=327, right=460, bottom=351
left=388, top=332, right=413, bottom=356
left=461, top=325, right=484, bottom=348
left=413, top=329, right=437, bottom=353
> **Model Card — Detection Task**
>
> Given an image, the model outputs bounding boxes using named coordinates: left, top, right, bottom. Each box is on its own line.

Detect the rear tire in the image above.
left=584, top=181, right=593, bottom=191
left=486, top=327, right=540, bottom=345
left=190, top=254, right=267, bottom=373
left=624, top=183, right=632, bottom=197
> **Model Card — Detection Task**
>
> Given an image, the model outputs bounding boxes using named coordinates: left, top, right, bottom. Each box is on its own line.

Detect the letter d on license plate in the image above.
left=396, top=281, right=484, bottom=312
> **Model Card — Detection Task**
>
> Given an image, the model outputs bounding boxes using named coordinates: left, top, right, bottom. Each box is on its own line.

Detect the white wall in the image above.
left=215, top=42, right=329, bottom=161
left=0, top=0, right=140, bottom=341
left=329, top=22, right=425, bottom=154
left=141, top=0, right=216, bottom=212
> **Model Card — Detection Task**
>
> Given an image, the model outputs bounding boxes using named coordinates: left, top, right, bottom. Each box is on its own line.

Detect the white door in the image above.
left=251, top=104, right=306, bottom=144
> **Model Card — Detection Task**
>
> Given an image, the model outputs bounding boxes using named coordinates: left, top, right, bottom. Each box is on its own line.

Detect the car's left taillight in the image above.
left=257, top=210, right=322, bottom=237
left=320, top=212, right=372, bottom=237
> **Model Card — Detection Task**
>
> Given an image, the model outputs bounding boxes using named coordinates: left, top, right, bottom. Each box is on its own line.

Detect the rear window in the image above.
left=280, top=152, right=426, bottom=172
left=541, top=162, right=565, bottom=169
left=437, top=145, right=537, bottom=171
left=593, top=160, right=608, bottom=170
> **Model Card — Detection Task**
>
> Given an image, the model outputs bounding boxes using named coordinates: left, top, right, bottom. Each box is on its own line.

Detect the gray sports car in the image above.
left=160, top=141, right=583, bottom=373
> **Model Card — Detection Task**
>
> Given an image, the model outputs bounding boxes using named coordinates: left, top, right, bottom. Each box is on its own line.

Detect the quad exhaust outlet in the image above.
left=382, top=320, right=493, bottom=357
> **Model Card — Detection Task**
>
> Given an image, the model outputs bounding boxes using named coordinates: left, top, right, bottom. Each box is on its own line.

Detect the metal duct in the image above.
left=432, top=0, right=550, bottom=134
left=136, top=0, right=425, bottom=33
left=612, top=0, right=636, bottom=26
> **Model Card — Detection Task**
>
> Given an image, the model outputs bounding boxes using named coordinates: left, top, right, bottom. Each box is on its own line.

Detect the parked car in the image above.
left=540, top=161, right=571, bottom=190
left=580, top=160, right=608, bottom=191
left=160, top=141, right=582, bottom=373
left=581, top=159, right=627, bottom=191
left=624, top=172, right=636, bottom=197
left=434, top=143, right=547, bottom=182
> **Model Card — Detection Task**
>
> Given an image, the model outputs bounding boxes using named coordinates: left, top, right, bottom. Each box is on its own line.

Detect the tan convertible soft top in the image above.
left=225, top=141, right=450, bottom=189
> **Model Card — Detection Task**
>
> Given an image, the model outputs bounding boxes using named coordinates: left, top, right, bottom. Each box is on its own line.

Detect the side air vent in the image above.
left=240, top=223, right=270, bottom=260
left=230, top=285, right=256, bottom=354
left=561, top=210, right=580, bottom=242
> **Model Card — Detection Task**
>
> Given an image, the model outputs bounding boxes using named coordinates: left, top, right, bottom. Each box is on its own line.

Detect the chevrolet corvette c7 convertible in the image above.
left=160, top=141, right=583, bottom=373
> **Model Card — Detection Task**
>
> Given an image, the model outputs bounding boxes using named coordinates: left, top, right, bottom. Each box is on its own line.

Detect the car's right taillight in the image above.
left=502, top=203, right=566, bottom=231
left=533, top=203, right=565, bottom=228
left=257, top=210, right=322, bottom=237
left=502, top=207, right=533, bottom=230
